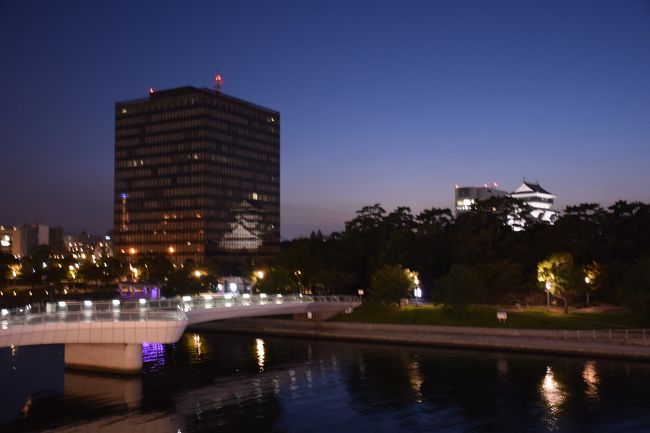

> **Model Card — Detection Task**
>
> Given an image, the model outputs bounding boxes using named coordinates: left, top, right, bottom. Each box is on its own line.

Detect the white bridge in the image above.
left=0, top=294, right=360, bottom=373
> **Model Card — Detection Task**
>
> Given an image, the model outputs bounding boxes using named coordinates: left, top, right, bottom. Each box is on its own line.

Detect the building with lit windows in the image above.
left=453, top=180, right=558, bottom=225
left=454, top=184, right=508, bottom=215
left=113, top=85, right=280, bottom=264
left=0, top=224, right=63, bottom=256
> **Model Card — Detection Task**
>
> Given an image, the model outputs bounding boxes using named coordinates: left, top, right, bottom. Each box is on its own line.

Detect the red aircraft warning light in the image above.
left=149, top=87, right=155, bottom=94
left=214, top=74, right=223, bottom=91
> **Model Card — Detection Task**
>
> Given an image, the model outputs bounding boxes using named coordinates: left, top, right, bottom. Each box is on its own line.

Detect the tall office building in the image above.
left=113, top=85, right=280, bottom=264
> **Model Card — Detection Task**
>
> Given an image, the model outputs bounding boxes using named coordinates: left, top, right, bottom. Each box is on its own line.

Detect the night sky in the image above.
left=1, top=1, right=649, bottom=239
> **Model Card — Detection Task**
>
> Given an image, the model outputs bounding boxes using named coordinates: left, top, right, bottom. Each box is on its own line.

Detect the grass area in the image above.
left=331, top=303, right=650, bottom=330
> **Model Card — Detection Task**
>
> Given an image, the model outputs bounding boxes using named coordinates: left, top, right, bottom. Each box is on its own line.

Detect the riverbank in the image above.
left=332, top=303, right=650, bottom=329
left=190, top=318, right=650, bottom=361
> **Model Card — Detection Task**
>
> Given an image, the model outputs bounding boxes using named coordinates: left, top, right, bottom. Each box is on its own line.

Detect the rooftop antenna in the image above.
left=214, top=73, right=223, bottom=92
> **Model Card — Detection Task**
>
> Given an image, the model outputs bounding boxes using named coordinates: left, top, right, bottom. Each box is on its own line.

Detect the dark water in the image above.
left=1, top=332, right=650, bottom=433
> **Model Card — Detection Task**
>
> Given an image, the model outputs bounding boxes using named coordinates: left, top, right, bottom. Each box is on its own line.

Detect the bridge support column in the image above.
left=65, top=343, right=142, bottom=374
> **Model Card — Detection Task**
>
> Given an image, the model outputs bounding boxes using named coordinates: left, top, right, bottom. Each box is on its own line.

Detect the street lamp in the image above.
left=545, top=282, right=551, bottom=310
left=414, top=287, right=422, bottom=306
left=357, top=288, right=364, bottom=303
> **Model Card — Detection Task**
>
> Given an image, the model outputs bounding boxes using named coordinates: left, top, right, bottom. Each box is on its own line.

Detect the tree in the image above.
left=253, top=266, right=296, bottom=293
left=436, top=265, right=485, bottom=313
left=477, top=260, right=528, bottom=303
left=537, top=253, right=582, bottom=313
left=583, top=261, right=603, bottom=306
left=618, top=257, right=650, bottom=315
left=369, top=264, right=417, bottom=304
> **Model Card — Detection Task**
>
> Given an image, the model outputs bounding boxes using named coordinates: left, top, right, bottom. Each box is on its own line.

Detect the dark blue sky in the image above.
left=1, top=1, right=649, bottom=239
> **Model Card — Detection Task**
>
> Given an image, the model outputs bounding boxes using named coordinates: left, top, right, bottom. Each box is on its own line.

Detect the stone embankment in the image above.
left=191, top=319, right=650, bottom=361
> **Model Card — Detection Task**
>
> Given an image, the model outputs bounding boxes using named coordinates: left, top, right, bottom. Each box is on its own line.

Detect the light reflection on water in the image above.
left=583, top=361, right=600, bottom=401
left=1, top=333, right=650, bottom=432
left=540, top=366, right=568, bottom=431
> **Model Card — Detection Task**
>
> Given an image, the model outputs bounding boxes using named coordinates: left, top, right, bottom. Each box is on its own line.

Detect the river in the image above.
left=1, top=331, right=650, bottom=432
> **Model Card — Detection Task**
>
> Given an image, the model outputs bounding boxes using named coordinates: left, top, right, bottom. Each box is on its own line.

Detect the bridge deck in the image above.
left=0, top=295, right=360, bottom=348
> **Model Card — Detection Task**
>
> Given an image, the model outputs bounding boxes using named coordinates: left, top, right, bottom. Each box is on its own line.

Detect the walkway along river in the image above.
left=191, top=318, right=650, bottom=361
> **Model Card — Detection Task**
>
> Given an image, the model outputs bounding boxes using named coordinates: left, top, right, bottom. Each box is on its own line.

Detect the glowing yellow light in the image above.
left=194, top=270, right=201, bottom=278
left=255, top=338, right=266, bottom=370
left=583, top=361, right=599, bottom=400
left=128, top=247, right=136, bottom=255
left=168, top=246, right=175, bottom=254
left=255, top=270, right=265, bottom=279
left=540, top=366, right=566, bottom=418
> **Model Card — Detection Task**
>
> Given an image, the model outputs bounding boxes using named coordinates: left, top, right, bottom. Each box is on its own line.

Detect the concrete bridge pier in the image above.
left=64, top=343, right=143, bottom=374
left=294, top=305, right=354, bottom=321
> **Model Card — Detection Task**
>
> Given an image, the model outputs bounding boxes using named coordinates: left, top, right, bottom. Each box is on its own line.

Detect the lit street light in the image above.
left=545, top=282, right=551, bottom=310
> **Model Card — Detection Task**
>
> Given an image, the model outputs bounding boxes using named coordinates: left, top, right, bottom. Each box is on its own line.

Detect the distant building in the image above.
left=113, top=85, right=280, bottom=264
left=454, top=184, right=508, bottom=215
left=0, top=224, right=64, bottom=256
left=453, top=180, right=559, bottom=227
left=510, top=181, right=558, bottom=223
left=65, top=232, right=113, bottom=259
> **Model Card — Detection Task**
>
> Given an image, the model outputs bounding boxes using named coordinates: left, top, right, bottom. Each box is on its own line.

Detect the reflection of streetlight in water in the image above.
left=255, top=338, right=266, bottom=371
left=582, top=361, right=599, bottom=401
left=193, top=334, right=202, bottom=357
left=408, top=361, right=423, bottom=401
left=540, top=366, right=567, bottom=425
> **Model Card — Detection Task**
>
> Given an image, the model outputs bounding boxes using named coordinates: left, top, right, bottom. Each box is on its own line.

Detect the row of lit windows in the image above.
left=115, top=150, right=278, bottom=171
left=116, top=152, right=275, bottom=170
left=116, top=145, right=275, bottom=166
left=118, top=232, right=204, bottom=243
left=114, top=206, right=278, bottom=223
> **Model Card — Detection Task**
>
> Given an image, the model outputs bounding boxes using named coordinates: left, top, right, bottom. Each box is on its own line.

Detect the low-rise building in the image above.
left=454, top=184, right=508, bottom=215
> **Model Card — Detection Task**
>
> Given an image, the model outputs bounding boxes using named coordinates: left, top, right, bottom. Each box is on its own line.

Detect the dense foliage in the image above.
left=269, top=199, right=650, bottom=312
left=1, top=199, right=648, bottom=313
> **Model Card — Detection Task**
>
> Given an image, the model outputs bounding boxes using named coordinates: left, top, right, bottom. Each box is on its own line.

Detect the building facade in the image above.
left=454, top=184, right=508, bottom=215
left=510, top=181, right=558, bottom=223
left=0, top=224, right=64, bottom=257
left=113, top=86, right=280, bottom=264
left=453, top=180, right=558, bottom=226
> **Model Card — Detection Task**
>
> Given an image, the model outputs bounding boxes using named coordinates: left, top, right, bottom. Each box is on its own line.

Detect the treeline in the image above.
left=267, top=199, right=650, bottom=312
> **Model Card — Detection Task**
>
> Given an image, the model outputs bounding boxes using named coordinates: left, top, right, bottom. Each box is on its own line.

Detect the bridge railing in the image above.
left=0, top=295, right=360, bottom=328
left=0, top=309, right=185, bottom=329
left=177, top=294, right=360, bottom=311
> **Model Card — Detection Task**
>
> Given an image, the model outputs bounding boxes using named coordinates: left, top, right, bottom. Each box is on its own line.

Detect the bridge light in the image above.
left=242, top=293, right=251, bottom=299
left=84, top=300, right=92, bottom=307
left=1, top=309, right=8, bottom=316
left=58, top=301, right=66, bottom=307
left=112, top=299, right=121, bottom=307
left=182, top=296, right=192, bottom=302
left=139, top=298, right=147, bottom=305
left=276, top=294, right=283, bottom=298
left=202, top=294, right=213, bottom=301
left=224, top=294, right=233, bottom=300
left=259, top=293, right=267, bottom=299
